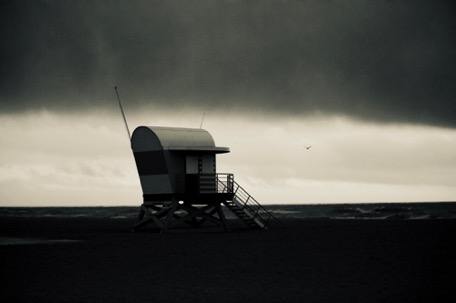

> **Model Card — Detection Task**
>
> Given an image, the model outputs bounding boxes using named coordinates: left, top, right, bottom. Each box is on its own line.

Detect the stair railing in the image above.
left=216, top=175, right=283, bottom=229
left=215, top=173, right=234, bottom=194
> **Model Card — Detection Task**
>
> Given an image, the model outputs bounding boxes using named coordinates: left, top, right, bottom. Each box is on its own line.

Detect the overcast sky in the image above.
left=1, top=0, right=455, bottom=206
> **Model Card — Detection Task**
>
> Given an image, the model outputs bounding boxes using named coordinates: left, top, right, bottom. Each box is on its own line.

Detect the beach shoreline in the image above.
left=1, top=216, right=455, bottom=302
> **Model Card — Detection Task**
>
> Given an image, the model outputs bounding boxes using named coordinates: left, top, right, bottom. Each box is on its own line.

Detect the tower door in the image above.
left=201, top=154, right=215, bottom=174
left=186, top=155, right=215, bottom=174
left=186, top=155, right=199, bottom=174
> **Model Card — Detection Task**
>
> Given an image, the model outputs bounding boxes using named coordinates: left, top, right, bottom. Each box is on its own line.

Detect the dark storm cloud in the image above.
left=1, top=0, right=455, bottom=127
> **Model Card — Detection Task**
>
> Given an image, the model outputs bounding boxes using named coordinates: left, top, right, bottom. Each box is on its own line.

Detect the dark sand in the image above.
left=1, top=217, right=455, bottom=302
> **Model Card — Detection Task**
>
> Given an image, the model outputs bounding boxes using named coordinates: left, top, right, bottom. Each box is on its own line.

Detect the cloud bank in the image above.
left=1, top=111, right=455, bottom=205
left=1, top=0, right=455, bottom=127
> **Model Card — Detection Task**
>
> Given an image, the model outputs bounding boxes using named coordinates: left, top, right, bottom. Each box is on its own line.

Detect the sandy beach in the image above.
left=1, top=216, right=455, bottom=302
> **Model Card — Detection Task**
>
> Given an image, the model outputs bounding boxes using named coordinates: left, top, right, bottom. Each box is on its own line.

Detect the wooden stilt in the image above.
left=215, top=203, right=230, bottom=232
left=162, top=199, right=178, bottom=234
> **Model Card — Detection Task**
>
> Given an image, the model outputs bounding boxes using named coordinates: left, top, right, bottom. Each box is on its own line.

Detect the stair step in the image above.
left=218, top=177, right=280, bottom=230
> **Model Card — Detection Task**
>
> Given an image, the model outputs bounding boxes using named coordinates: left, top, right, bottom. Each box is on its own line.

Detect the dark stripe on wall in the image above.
left=134, top=151, right=168, bottom=175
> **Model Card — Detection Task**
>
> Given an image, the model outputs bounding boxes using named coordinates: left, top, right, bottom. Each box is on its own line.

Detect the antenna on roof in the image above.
left=199, top=112, right=205, bottom=129
left=114, top=86, right=131, bottom=141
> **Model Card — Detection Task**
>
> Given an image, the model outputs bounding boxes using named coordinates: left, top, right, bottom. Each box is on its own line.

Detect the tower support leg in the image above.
left=132, top=198, right=232, bottom=233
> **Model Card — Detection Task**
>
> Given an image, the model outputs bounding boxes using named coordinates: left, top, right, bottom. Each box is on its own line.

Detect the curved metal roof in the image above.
left=131, top=126, right=230, bottom=153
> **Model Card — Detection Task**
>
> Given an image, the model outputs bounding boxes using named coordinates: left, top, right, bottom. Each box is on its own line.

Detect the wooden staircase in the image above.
left=217, top=176, right=282, bottom=229
left=224, top=199, right=263, bottom=228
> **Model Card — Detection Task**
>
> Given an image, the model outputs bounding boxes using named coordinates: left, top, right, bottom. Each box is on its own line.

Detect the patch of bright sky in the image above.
left=0, top=109, right=455, bottom=206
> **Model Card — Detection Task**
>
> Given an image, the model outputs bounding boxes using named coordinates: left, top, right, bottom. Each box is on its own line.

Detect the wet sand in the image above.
left=1, top=217, right=455, bottom=302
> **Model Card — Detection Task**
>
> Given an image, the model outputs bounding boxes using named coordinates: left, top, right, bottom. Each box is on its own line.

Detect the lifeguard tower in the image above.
left=130, top=126, right=279, bottom=232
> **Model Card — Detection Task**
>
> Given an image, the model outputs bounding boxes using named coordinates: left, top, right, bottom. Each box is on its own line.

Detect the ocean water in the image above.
left=1, top=202, right=455, bottom=220
left=266, top=202, right=456, bottom=220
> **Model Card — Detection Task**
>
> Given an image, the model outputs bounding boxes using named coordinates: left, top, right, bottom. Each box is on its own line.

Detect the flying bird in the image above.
left=305, top=145, right=312, bottom=150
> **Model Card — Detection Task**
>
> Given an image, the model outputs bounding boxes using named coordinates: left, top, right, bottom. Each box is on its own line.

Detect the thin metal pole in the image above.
left=114, top=86, right=131, bottom=141
left=199, top=112, right=205, bottom=129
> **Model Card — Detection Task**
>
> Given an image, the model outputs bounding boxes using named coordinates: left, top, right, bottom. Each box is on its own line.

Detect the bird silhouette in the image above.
left=305, top=145, right=312, bottom=150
